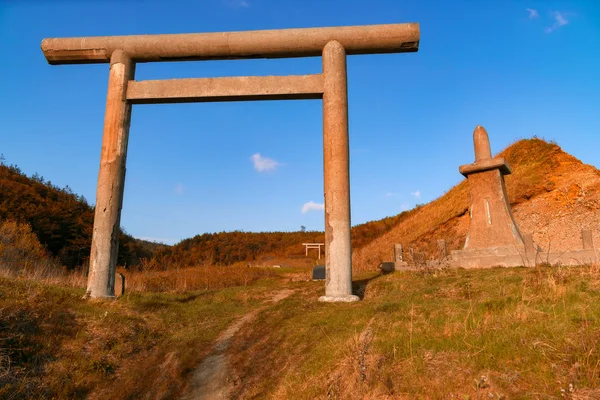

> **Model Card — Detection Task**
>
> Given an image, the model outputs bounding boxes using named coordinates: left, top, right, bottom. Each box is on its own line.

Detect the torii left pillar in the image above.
left=86, top=50, right=134, bottom=298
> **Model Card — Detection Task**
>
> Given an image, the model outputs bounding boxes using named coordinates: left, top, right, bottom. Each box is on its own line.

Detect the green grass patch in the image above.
left=227, top=266, right=600, bottom=399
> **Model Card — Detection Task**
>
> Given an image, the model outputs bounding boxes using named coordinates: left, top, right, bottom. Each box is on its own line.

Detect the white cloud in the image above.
left=545, top=11, right=569, bottom=33
left=174, top=183, right=185, bottom=195
left=385, top=192, right=394, bottom=197
left=302, top=201, right=324, bottom=214
left=526, top=8, right=539, bottom=19
left=411, top=190, right=421, bottom=198
left=250, top=153, right=280, bottom=172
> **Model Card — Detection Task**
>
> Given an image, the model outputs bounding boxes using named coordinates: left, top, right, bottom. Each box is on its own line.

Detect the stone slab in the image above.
left=582, top=230, right=594, bottom=250
left=312, top=265, right=326, bottom=281
left=378, top=262, right=395, bottom=273
left=451, top=248, right=598, bottom=268
left=318, top=295, right=360, bottom=303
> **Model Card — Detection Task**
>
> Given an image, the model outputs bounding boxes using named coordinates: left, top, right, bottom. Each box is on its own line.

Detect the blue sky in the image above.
left=1, top=0, right=599, bottom=244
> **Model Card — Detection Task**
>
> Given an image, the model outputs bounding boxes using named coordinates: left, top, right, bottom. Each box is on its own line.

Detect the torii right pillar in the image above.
left=451, top=125, right=529, bottom=268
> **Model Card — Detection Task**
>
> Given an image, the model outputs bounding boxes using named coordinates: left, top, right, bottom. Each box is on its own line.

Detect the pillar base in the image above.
left=83, top=293, right=116, bottom=300
left=318, top=295, right=360, bottom=303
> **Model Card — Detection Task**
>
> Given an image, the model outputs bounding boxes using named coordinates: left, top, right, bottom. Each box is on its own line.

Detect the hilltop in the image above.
left=353, top=138, right=600, bottom=271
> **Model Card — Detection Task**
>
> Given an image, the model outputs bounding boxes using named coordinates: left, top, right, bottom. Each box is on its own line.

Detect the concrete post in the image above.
left=86, top=50, right=134, bottom=299
left=523, top=233, right=535, bottom=254
left=582, top=229, right=594, bottom=250
left=319, top=41, right=358, bottom=302
left=394, top=244, right=404, bottom=262
left=437, top=239, right=447, bottom=259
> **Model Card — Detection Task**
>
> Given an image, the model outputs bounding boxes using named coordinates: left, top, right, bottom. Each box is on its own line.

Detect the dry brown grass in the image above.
left=121, top=265, right=279, bottom=293
left=0, top=271, right=285, bottom=399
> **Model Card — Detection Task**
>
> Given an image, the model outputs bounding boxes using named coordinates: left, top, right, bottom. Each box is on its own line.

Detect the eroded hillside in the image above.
left=353, top=138, right=600, bottom=271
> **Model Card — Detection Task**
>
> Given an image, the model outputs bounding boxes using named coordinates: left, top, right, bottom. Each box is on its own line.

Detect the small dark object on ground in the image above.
left=378, top=262, right=395, bottom=274
left=312, top=265, right=326, bottom=281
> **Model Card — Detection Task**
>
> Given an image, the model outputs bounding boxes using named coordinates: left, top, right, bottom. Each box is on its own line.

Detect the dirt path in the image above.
left=179, top=289, right=295, bottom=400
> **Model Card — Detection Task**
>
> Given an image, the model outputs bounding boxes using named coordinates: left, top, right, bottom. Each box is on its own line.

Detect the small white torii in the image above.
left=303, top=243, right=325, bottom=259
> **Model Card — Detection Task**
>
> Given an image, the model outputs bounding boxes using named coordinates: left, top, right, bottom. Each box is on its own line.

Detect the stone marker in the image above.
left=394, top=244, right=408, bottom=269
left=451, top=126, right=527, bottom=268
left=312, top=265, right=326, bottom=281
left=115, top=273, right=125, bottom=297
left=460, top=126, right=523, bottom=249
left=437, top=239, right=447, bottom=259
left=394, top=244, right=404, bottom=262
left=523, top=233, right=536, bottom=254
left=582, top=230, right=594, bottom=250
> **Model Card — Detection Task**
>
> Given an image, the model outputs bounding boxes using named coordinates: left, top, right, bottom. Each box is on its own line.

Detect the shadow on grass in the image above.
left=352, top=272, right=388, bottom=300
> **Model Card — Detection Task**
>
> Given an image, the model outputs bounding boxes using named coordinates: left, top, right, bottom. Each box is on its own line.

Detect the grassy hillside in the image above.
left=149, top=213, right=415, bottom=269
left=0, top=158, right=416, bottom=272
left=2, top=265, right=599, bottom=398
left=0, top=273, right=279, bottom=399
left=353, top=138, right=600, bottom=271
left=0, top=162, right=164, bottom=269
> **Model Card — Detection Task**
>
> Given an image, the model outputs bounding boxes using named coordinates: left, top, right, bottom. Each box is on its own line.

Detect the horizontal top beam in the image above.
left=126, top=74, right=324, bottom=104
left=41, top=22, right=419, bottom=65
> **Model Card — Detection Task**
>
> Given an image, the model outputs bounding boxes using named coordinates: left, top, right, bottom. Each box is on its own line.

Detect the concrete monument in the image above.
left=41, top=23, right=420, bottom=301
left=451, top=126, right=599, bottom=267
left=451, top=125, right=526, bottom=268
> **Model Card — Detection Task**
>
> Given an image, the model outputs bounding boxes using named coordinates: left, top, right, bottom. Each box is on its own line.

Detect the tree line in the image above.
left=1, top=156, right=415, bottom=271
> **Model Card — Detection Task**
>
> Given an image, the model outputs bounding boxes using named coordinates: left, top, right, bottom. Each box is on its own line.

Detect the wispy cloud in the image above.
left=545, top=11, right=569, bottom=33
left=302, top=201, right=324, bottom=214
left=526, top=8, right=539, bottom=19
left=250, top=153, right=280, bottom=172
left=400, top=203, right=410, bottom=211
left=411, top=190, right=421, bottom=198
left=225, top=0, right=250, bottom=9
left=385, top=192, right=395, bottom=197
left=174, top=183, right=185, bottom=196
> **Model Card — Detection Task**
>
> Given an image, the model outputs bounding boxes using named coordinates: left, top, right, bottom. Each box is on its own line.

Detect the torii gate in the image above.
left=41, top=23, right=420, bottom=302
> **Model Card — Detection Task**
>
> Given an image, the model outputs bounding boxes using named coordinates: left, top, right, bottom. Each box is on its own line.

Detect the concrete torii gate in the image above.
left=41, top=22, right=420, bottom=302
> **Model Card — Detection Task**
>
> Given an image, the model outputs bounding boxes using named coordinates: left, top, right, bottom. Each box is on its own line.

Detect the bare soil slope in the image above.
left=353, top=138, right=600, bottom=271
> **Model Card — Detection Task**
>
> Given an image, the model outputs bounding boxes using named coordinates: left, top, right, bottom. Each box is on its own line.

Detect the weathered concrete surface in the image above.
left=582, top=230, right=594, bottom=250
left=115, top=273, right=125, bottom=297
left=41, top=23, right=420, bottom=64
left=127, top=74, right=324, bottom=104
left=451, top=247, right=598, bottom=268
left=461, top=126, right=523, bottom=249
left=319, top=41, right=358, bottom=303
left=451, top=126, right=526, bottom=268
left=86, top=50, right=134, bottom=299
left=394, top=244, right=404, bottom=262
left=44, top=23, right=421, bottom=302
left=523, top=233, right=535, bottom=254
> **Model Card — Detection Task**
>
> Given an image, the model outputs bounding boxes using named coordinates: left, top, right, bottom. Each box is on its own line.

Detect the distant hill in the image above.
left=353, top=138, right=600, bottom=271
left=0, top=158, right=408, bottom=271
left=5, top=138, right=596, bottom=272
left=148, top=206, right=421, bottom=269
left=0, top=162, right=165, bottom=269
